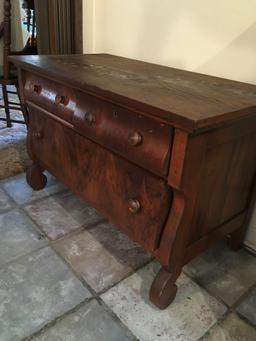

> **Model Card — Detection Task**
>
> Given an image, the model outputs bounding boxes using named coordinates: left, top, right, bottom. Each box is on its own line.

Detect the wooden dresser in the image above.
left=10, top=54, right=256, bottom=309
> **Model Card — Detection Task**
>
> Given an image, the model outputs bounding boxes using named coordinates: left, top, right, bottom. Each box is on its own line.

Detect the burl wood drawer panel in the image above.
left=74, top=91, right=173, bottom=177
left=27, top=104, right=172, bottom=251
left=24, top=72, right=76, bottom=124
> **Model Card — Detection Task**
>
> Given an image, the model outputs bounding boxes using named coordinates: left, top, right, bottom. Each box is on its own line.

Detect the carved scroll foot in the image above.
left=26, top=163, right=47, bottom=190
left=149, top=267, right=178, bottom=309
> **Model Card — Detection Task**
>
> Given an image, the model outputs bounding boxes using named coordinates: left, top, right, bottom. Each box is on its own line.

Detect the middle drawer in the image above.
left=74, top=91, right=173, bottom=177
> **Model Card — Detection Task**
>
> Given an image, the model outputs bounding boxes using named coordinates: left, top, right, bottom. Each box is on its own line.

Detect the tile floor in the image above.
left=0, top=173, right=255, bottom=341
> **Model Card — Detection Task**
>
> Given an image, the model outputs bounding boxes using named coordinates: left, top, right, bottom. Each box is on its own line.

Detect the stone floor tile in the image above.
left=236, top=288, right=256, bottom=326
left=49, top=190, right=103, bottom=227
left=24, top=191, right=102, bottom=240
left=184, top=241, right=256, bottom=306
left=0, top=209, right=47, bottom=267
left=101, top=261, right=227, bottom=341
left=54, top=222, right=151, bottom=292
left=33, top=299, right=135, bottom=341
left=1, top=172, right=66, bottom=205
left=0, top=187, right=15, bottom=213
left=202, top=313, right=256, bottom=341
left=0, top=246, right=91, bottom=341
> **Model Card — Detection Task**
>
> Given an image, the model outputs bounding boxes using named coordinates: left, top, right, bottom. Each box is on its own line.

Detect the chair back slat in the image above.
left=3, top=0, right=11, bottom=80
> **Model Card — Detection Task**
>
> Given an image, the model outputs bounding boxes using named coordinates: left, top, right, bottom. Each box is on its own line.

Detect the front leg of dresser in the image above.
left=150, top=130, right=206, bottom=308
left=25, top=111, right=48, bottom=191
left=26, top=163, right=47, bottom=190
left=228, top=172, right=256, bottom=251
left=150, top=190, right=185, bottom=308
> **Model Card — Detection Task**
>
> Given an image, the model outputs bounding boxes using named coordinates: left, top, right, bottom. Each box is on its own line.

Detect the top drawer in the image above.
left=24, top=72, right=76, bottom=124
left=74, top=92, right=173, bottom=177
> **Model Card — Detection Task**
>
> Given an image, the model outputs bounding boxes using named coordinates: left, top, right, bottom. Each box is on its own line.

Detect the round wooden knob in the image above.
left=84, top=112, right=96, bottom=125
left=32, top=84, right=42, bottom=94
left=32, top=131, right=43, bottom=140
left=128, top=199, right=141, bottom=214
left=128, top=131, right=143, bottom=146
left=55, top=94, right=69, bottom=106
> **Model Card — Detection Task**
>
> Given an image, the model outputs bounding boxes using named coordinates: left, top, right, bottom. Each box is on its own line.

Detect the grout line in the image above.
left=199, top=310, right=256, bottom=341
left=235, top=311, right=256, bottom=331
left=94, top=296, right=140, bottom=341
left=232, top=282, right=256, bottom=310
left=182, top=269, right=230, bottom=308
left=50, top=245, right=99, bottom=298
left=183, top=269, right=256, bottom=339
left=183, top=266, right=256, bottom=312
left=0, top=205, right=18, bottom=215
left=0, top=244, right=49, bottom=271
left=22, top=295, right=138, bottom=341
left=42, top=245, right=139, bottom=339
left=22, top=297, right=94, bottom=341
left=0, top=187, right=19, bottom=213
left=49, top=217, right=108, bottom=244
left=98, top=257, right=154, bottom=296
left=19, top=187, right=69, bottom=208
left=198, top=310, right=232, bottom=341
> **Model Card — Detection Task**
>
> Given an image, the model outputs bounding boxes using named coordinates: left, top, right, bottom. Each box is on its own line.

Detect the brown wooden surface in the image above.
left=187, top=116, right=256, bottom=245
left=74, top=91, right=173, bottom=177
left=10, top=54, right=256, bottom=131
left=13, top=54, right=256, bottom=309
left=27, top=104, right=172, bottom=251
left=24, top=71, right=75, bottom=124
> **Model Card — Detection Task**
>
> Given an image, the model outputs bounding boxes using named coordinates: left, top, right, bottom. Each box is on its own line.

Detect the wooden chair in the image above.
left=0, top=0, right=36, bottom=127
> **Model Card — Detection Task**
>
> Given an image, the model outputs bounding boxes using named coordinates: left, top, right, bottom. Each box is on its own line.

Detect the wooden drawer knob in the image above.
left=32, top=131, right=43, bottom=140
left=84, top=112, right=96, bottom=125
left=32, top=84, right=42, bottom=94
left=128, top=131, right=143, bottom=146
left=55, top=94, right=69, bottom=106
left=128, top=199, right=141, bottom=214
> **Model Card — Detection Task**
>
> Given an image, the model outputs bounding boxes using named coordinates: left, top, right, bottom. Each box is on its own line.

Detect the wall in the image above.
left=83, top=0, right=256, bottom=251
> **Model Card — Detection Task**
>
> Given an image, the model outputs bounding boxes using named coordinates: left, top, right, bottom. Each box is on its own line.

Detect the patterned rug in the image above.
left=0, top=86, right=31, bottom=179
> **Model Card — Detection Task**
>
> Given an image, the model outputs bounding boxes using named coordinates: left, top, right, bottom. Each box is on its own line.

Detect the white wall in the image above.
left=83, top=0, right=256, bottom=251
left=83, top=0, right=256, bottom=84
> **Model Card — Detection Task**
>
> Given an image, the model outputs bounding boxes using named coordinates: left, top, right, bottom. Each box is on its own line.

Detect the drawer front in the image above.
left=74, top=92, right=173, bottom=177
left=27, top=104, right=172, bottom=251
left=24, top=72, right=76, bottom=124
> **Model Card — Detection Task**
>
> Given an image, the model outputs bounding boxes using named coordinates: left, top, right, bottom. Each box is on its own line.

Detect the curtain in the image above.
left=55, top=0, right=72, bottom=54
left=34, top=0, right=73, bottom=55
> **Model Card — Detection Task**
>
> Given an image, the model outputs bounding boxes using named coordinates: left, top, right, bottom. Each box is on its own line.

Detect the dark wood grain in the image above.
left=9, top=54, right=256, bottom=131
left=12, top=54, right=256, bottom=310
left=27, top=104, right=172, bottom=251
left=74, top=91, right=173, bottom=177
left=24, top=71, right=75, bottom=124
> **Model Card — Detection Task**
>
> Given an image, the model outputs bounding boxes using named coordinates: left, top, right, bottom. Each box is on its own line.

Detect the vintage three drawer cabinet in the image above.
left=10, top=54, right=256, bottom=309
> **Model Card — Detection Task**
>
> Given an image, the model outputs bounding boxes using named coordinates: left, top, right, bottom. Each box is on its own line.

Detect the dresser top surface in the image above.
left=11, top=54, right=256, bottom=131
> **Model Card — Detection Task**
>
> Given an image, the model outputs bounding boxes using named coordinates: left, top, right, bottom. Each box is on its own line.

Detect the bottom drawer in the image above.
left=27, top=105, right=172, bottom=251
